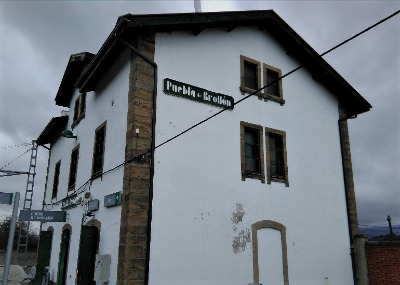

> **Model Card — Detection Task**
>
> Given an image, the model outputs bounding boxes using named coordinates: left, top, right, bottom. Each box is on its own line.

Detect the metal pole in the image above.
left=2, top=192, right=20, bottom=285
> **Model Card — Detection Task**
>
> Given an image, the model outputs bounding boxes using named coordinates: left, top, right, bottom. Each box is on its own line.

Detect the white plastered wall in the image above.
left=149, top=26, right=353, bottom=284
left=42, top=49, right=130, bottom=284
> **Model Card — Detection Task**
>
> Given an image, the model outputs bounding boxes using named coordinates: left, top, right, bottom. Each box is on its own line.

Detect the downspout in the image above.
left=338, top=112, right=359, bottom=284
left=116, top=35, right=157, bottom=285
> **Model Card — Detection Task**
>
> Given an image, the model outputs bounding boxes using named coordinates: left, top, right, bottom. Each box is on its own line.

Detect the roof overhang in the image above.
left=37, top=116, right=68, bottom=145
left=76, top=10, right=371, bottom=117
left=55, top=52, right=95, bottom=107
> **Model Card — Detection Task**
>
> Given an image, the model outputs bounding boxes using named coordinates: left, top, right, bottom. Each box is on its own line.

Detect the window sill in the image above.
left=242, top=172, right=265, bottom=183
left=270, top=176, right=289, bottom=187
left=91, top=171, right=103, bottom=181
left=239, top=87, right=285, bottom=105
left=240, top=86, right=261, bottom=96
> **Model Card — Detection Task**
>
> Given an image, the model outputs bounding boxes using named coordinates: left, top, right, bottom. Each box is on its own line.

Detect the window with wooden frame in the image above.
left=240, top=122, right=265, bottom=183
left=240, top=55, right=261, bottom=95
left=68, top=145, right=79, bottom=190
left=72, top=93, right=86, bottom=128
left=263, top=64, right=285, bottom=105
left=52, top=160, right=61, bottom=199
left=265, top=128, right=289, bottom=186
left=91, top=122, right=106, bottom=179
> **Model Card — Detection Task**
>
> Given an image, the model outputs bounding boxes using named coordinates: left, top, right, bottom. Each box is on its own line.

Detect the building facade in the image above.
left=36, top=10, right=371, bottom=285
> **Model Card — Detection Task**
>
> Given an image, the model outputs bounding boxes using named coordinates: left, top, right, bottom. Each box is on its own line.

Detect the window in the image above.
left=52, top=160, right=61, bottom=199
left=72, top=93, right=86, bottom=128
left=92, top=122, right=106, bottom=178
left=240, top=55, right=261, bottom=94
left=240, top=122, right=264, bottom=183
left=265, top=128, right=289, bottom=186
left=68, top=145, right=79, bottom=190
left=263, top=64, right=284, bottom=104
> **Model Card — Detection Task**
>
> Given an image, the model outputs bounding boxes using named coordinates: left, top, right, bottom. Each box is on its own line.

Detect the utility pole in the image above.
left=2, top=192, right=20, bottom=285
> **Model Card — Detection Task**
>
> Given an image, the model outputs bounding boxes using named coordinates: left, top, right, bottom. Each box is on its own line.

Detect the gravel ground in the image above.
left=0, top=250, right=37, bottom=272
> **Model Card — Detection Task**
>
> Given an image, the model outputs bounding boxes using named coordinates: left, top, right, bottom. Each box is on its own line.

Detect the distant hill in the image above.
left=359, top=225, right=400, bottom=239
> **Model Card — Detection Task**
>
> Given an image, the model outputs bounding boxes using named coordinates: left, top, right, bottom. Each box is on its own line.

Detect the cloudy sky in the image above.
left=0, top=1, right=399, bottom=229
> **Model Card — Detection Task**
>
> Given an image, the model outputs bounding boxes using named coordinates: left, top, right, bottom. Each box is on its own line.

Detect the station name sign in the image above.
left=19, top=210, right=66, bottom=222
left=164, top=78, right=234, bottom=109
left=61, top=194, right=77, bottom=210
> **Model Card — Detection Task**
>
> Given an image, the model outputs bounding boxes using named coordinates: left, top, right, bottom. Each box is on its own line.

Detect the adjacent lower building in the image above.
left=36, top=10, right=371, bottom=285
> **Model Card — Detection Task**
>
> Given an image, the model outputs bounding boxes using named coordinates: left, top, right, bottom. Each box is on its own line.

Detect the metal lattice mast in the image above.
left=16, top=140, right=38, bottom=262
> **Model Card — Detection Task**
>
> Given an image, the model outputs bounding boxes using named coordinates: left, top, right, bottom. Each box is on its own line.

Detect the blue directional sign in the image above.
left=0, top=192, right=13, bottom=205
left=19, top=210, right=67, bottom=222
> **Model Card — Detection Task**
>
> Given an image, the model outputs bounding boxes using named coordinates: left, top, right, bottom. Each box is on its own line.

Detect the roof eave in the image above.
left=55, top=52, right=95, bottom=107
left=37, top=116, right=68, bottom=145
left=76, top=10, right=371, bottom=116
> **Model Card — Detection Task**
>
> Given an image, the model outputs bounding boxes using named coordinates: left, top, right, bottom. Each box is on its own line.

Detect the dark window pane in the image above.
left=68, top=148, right=79, bottom=189
left=246, top=157, right=260, bottom=173
left=52, top=162, right=60, bottom=198
left=244, top=127, right=260, bottom=174
left=92, top=126, right=105, bottom=175
left=79, top=93, right=86, bottom=115
left=73, top=99, right=80, bottom=121
left=244, top=61, right=258, bottom=90
left=269, top=133, right=284, bottom=178
left=267, top=69, right=280, bottom=97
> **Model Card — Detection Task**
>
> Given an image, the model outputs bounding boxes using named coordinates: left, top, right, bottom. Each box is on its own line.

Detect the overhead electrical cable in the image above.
left=0, top=147, right=32, bottom=170
left=44, top=9, right=399, bottom=205
left=0, top=142, right=32, bottom=150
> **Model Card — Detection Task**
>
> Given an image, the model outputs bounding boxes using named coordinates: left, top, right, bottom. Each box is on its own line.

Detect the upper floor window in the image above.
left=265, top=128, right=289, bottom=186
left=52, top=160, right=61, bottom=199
left=240, top=56, right=285, bottom=105
left=72, top=93, right=86, bottom=128
left=68, top=145, right=79, bottom=190
left=92, top=122, right=106, bottom=178
left=263, top=64, right=285, bottom=105
left=240, top=122, right=265, bottom=183
left=240, top=55, right=261, bottom=94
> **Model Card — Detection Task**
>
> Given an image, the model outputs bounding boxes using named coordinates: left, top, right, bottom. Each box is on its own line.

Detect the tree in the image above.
left=0, top=216, right=38, bottom=250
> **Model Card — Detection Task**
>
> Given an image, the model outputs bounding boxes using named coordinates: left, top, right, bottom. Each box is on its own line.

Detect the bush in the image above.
left=0, top=216, right=38, bottom=250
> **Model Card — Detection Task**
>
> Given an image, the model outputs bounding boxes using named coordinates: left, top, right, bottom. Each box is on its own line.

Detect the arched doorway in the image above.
left=76, top=223, right=99, bottom=285
left=35, top=227, right=53, bottom=285
left=57, top=225, right=71, bottom=285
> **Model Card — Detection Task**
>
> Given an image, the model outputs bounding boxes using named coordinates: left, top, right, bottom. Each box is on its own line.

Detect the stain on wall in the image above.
left=232, top=203, right=251, bottom=254
left=232, top=203, right=245, bottom=224
left=233, top=229, right=251, bottom=254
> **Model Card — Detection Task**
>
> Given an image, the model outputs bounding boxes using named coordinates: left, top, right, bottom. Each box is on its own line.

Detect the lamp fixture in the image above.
left=61, top=129, right=77, bottom=139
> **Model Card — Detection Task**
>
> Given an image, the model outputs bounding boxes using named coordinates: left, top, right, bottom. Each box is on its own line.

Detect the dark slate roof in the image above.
left=55, top=52, right=95, bottom=107
left=37, top=116, right=68, bottom=145
left=75, top=10, right=371, bottom=117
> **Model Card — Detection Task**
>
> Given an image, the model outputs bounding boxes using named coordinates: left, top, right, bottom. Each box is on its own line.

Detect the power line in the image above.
left=0, top=147, right=32, bottom=170
left=0, top=142, right=32, bottom=150
left=44, top=9, right=399, bottom=205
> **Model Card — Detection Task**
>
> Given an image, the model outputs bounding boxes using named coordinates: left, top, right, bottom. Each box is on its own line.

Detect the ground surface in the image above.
left=0, top=250, right=37, bottom=268
left=0, top=250, right=37, bottom=284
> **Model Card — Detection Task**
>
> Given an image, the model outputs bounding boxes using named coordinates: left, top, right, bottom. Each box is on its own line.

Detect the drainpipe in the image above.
left=338, top=111, right=359, bottom=284
left=115, top=35, right=157, bottom=285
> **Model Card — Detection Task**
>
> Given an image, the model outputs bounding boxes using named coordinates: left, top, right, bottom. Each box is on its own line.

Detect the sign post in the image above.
left=2, top=192, right=19, bottom=285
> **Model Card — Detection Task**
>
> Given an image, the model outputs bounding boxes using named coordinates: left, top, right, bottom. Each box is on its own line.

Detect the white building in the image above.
left=36, top=10, right=371, bottom=285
